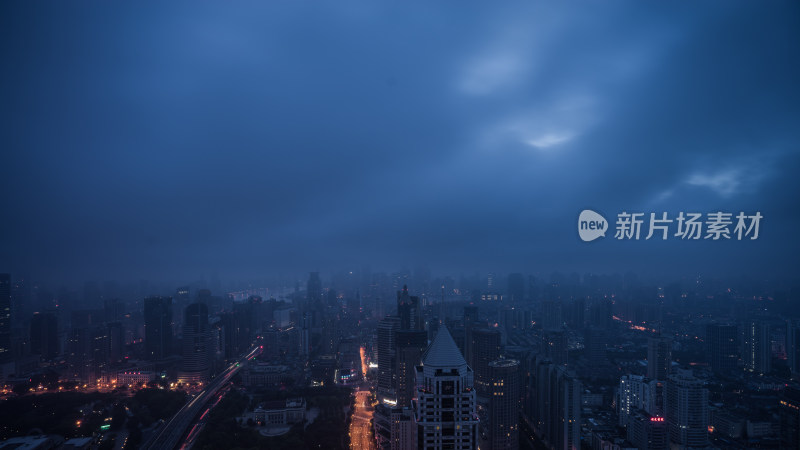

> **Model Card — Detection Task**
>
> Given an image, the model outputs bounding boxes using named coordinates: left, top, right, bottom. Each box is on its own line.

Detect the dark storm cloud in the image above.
left=1, top=1, right=798, bottom=283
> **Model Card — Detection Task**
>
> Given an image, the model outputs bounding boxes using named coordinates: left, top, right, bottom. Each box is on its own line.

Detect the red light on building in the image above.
left=650, top=417, right=664, bottom=422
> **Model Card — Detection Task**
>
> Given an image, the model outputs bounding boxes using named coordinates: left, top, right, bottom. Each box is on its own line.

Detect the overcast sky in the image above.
left=1, top=2, right=799, bottom=284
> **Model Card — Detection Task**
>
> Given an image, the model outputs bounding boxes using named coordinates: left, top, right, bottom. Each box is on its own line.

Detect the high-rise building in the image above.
left=618, top=375, right=661, bottom=427
left=144, top=296, right=173, bottom=360
left=0, top=274, right=11, bottom=362
left=30, top=311, right=59, bottom=360
left=106, top=321, right=124, bottom=365
left=789, top=320, right=800, bottom=380
left=647, top=336, right=672, bottom=380
left=542, top=330, right=568, bottom=367
left=482, top=359, right=520, bottom=450
left=397, top=285, right=422, bottom=331
left=584, top=327, right=608, bottom=366
left=396, top=330, right=428, bottom=408
left=507, top=274, right=524, bottom=305
left=179, top=302, right=210, bottom=384
left=706, top=323, right=738, bottom=374
left=665, top=369, right=708, bottom=448
left=530, top=358, right=581, bottom=450
left=377, top=316, right=401, bottom=403
left=413, top=326, right=478, bottom=449
left=742, top=320, right=771, bottom=375
left=626, top=409, right=668, bottom=450
left=469, top=327, right=502, bottom=400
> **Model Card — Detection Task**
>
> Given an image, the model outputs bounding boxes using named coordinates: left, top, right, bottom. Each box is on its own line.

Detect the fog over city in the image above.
left=2, top=2, right=798, bottom=285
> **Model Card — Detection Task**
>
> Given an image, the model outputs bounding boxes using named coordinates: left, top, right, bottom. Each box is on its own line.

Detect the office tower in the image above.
left=307, top=272, right=322, bottom=304
left=542, top=330, right=568, bottom=367
left=299, top=311, right=310, bottom=358
left=647, top=336, right=672, bottom=380
left=531, top=358, right=581, bottom=450
left=0, top=274, right=10, bottom=362
left=665, top=369, right=708, bottom=448
left=307, top=272, right=323, bottom=330
left=377, top=316, right=401, bottom=403
left=789, top=320, right=800, bottom=380
left=396, top=329, right=428, bottom=408
left=180, top=302, right=210, bottom=383
left=742, top=320, right=771, bottom=375
left=584, top=327, right=608, bottom=366
left=626, top=410, right=668, bottom=450
left=375, top=404, right=417, bottom=450
left=780, top=386, right=800, bottom=448
left=66, top=325, right=108, bottom=382
left=618, top=375, right=662, bottom=427
left=483, top=359, right=520, bottom=450
left=507, top=274, right=524, bottom=305
left=470, top=327, right=502, bottom=399
left=463, top=305, right=479, bottom=365
left=706, top=323, right=739, bottom=374
left=30, top=311, right=59, bottom=360
left=107, top=321, right=124, bottom=365
left=413, top=326, right=478, bottom=450
left=397, top=285, right=422, bottom=331
left=174, top=286, right=190, bottom=328
left=144, top=296, right=173, bottom=360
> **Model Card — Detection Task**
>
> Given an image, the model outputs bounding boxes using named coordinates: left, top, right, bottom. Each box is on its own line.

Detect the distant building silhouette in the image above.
left=647, top=336, right=672, bottom=380
left=0, top=274, right=10, bottom=362
left=706, top=323, right=738, bottom=374
left=144, top=296, right=173, bottom=360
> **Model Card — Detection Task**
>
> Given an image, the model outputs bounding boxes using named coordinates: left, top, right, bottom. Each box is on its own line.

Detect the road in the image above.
left=350, top=347, right=375, bottom=450
left=179, top=385, right=229, bottom=450
left=349, top=388, right=375, bottom=450
left=141, top=345, right=261, bottom=450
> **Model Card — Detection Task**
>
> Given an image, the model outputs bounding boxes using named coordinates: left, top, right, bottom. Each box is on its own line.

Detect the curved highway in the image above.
left=142, top=345, right=261, bottom=450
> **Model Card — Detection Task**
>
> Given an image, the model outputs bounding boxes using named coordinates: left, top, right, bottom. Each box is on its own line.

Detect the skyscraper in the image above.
left=742, top=320, right=771, bottom=375
left=30, top=311, right=58, bottom=360
left=788, top=320, right=800, bottom=380
left=470, top=327, right=502, bottom=400
left=530, top=358, right=581, bottom=450
left=395, top=329, right=428, bottom=408
left=706, top=323, right=738, bottom=374
left=0, top=274, right=10, bottom=362
left=377, top=316, right=400, bottom=403
left=584, top=327, right=608, bottom=366
left=397, top=285, right=422, bottom=331
left=180, top=302, right=210, bottom=384
left=144, top=296, right=173, bottom=360
left=507, top=274, right=524, bottom=305
left=413, top=326, right=478, bottom=449
left=647, top=336, right=672, bottom=380
left=665, top=369, right=708, bottom=448
left=483, top=359, right=520, bottom=450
